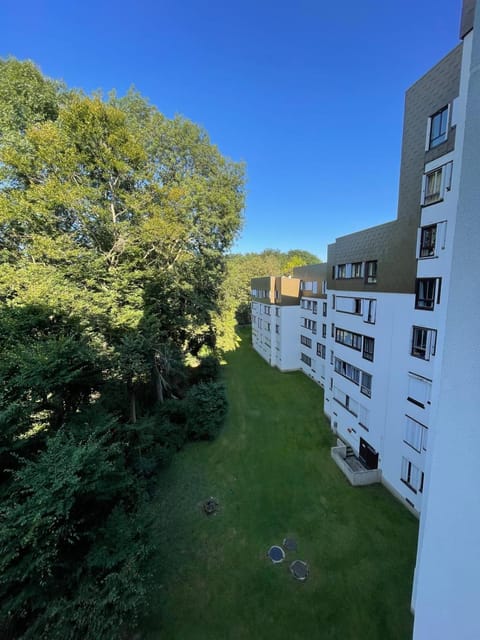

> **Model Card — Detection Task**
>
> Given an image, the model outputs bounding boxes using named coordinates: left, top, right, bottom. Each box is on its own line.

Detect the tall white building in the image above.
left=250, top=1, right=480, bottom=636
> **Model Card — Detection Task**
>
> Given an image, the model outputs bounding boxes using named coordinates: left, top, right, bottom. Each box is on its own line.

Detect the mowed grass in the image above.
left=143, top=328, right=418, bottom=640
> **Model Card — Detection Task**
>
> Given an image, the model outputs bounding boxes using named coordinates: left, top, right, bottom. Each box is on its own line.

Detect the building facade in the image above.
left=250, top=1, right=479, bottom=636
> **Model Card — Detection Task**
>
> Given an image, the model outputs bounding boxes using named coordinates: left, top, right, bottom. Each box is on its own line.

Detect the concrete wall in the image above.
left=412, top=16, right=480, bottom=638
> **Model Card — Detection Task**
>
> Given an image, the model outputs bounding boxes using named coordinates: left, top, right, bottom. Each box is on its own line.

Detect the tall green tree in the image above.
left=0, top=58, right=244, bottom=638
left=216, top=248, right=321, bottom=339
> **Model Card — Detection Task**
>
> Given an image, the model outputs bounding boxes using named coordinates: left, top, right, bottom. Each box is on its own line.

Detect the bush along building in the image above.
left=251, top=1, right=480, bottom=637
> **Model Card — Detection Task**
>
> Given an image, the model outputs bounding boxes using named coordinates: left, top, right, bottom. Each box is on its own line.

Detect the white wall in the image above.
left=413, top=21, right=480, bottom=639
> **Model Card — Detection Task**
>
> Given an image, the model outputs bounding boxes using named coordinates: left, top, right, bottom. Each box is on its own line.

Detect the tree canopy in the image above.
left=0, top=58, right=243, bottom=638
left=214, top=248, right=321, bottom=344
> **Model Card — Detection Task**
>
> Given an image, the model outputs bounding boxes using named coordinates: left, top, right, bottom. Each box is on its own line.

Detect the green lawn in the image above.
left=142, top=328, right=418, bottom=640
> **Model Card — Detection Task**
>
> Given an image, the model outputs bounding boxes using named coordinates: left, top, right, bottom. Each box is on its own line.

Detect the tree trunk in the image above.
left=153, top=361, right=164, bottom=404
left=128, top=380, right=137, bottom=423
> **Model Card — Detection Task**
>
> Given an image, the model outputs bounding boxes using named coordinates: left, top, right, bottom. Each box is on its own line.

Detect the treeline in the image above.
left=215, top=249, right=320, bottom=347
left=0, top=59, right=244, bottom=638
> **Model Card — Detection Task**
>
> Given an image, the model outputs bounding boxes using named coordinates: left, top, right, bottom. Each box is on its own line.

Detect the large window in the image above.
left=407, top=373, right=432, bottom=409
left=333, top=386, right=358, bottom=416
left=424, top=168, right=443, bottom=204
left=300, top=334, right=312, bottom=348
left=404, top=416, right=428, bottom=453
left=300, top=352, right=312, bottom=367
left=361, top=372, right=372, bottom=398
left=335, top=327, right=362, bottom=351
left=422, top=163, right=452, bottom=206
left=411, top=326, right=437, bottom=360
left=363, top=336, right=375, bottom=362
left=419, top=225, right=437, bottom=257
left=365, top=260, right=377, bottom=284
left=352, top=262, right=362, bottom=278
left=429, top=106, right=448, bottom=148
left=302, top=318, right=317, bottom=334
left=334, top=358, right=360, bottom=385
left=401, top=457, right=424, bottom=493
left=337, top=264, right=347, bottom=279
left=415, top=278, right=438, bottom=310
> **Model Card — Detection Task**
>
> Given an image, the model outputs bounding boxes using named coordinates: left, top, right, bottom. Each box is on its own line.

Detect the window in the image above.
left=322, top=323, right=327, bottom=338
left=322, top=302, right=327, bottom=317
left=336, top=296, right=361, bottom=314
left=312, top=301, right=318, bottom=315
left=415, top=278, right=437, bottom=310
left=300, top=334, right=312, bottom=348
left=363, top=299, right=376, bottom=323
left=317, top=343, right=326, bottom=358
left=331, top=323, right=335, bottom=338
left=422, top=163, right=452, bottom=207
left=419, top=225, right=437, bottom=257
left=358, top=404, right=369, bottom=430
left=335, top=357, right=360, bottom=385
left=401, top=457, right=423, bottom=493
left=337, top=264, right=346, bottom=279
left=333, top=386, right=358, bottom=416
left=352, top=262, right=362, bottom=278
left=407, top=373, right=432, bottom=409
left=363, top=336, right=374, bottom=361
left=429, top=106, right=448, bottom=149
left=365, top=260, right=377, bottom=284
left=412, top=326, right=437, bottom=360
left=302, top=318, right=317, bottom=333
left=300, top=353, right=312, bottom=367
left=424, top=168, right=442, bottom=205
left=404, top=416, right=428, bottom=453
left=361, top=372, right=372, bottom=397
left=335, top=328, right=362, bottom=351
left=275, top=324, right=279, bottom=334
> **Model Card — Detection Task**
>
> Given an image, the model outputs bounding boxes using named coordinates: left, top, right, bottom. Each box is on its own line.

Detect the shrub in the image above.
left=188, top=355, right=221, bottom=385
left=185, top=381, right=228, bottom=440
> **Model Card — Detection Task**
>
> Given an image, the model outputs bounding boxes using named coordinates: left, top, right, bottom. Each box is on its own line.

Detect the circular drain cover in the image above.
left=290, top=560, right=309, bottom=580
left=268, top=545, right=285, bottom=563
left=203, top=498, right=218, bottom=515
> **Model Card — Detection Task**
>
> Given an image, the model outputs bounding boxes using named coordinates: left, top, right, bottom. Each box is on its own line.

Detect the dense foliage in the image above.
left=215, top=248, right=321, bottom=343
left=0, top=58, right=244, bottom=638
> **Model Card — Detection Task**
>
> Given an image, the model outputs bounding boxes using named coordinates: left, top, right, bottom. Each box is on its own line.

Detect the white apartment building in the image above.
left=251, top=1, right=479, bottom=636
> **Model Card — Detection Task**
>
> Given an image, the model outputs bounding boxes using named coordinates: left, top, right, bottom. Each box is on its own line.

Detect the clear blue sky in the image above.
left=0, top=0, right=461, bottom=260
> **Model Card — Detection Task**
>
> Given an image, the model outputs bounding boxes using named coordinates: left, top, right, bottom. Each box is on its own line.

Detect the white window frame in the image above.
left=404, top=416, right=428, bottom=453
left=411, top=326, right=437, bottom=361
left=421, top=162, right=452, bottom=206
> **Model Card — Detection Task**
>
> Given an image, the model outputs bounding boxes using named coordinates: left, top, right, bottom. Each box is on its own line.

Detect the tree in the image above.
left=0, top=58, right=245, bottom=638
left=216, top=248, right=321, bottom=336
left=0, top=61, right=245, bottom=415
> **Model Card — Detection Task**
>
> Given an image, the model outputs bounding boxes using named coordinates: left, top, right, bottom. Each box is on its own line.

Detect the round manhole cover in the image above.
left=203, top=498, right=218, bottom=515
left=290, top=560, right=309, bottom=581
left=267, top=545, right=285, bottom=563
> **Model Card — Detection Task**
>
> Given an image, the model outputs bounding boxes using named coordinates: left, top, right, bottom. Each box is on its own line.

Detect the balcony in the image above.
left=331, top=442, right=381, bottom=486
